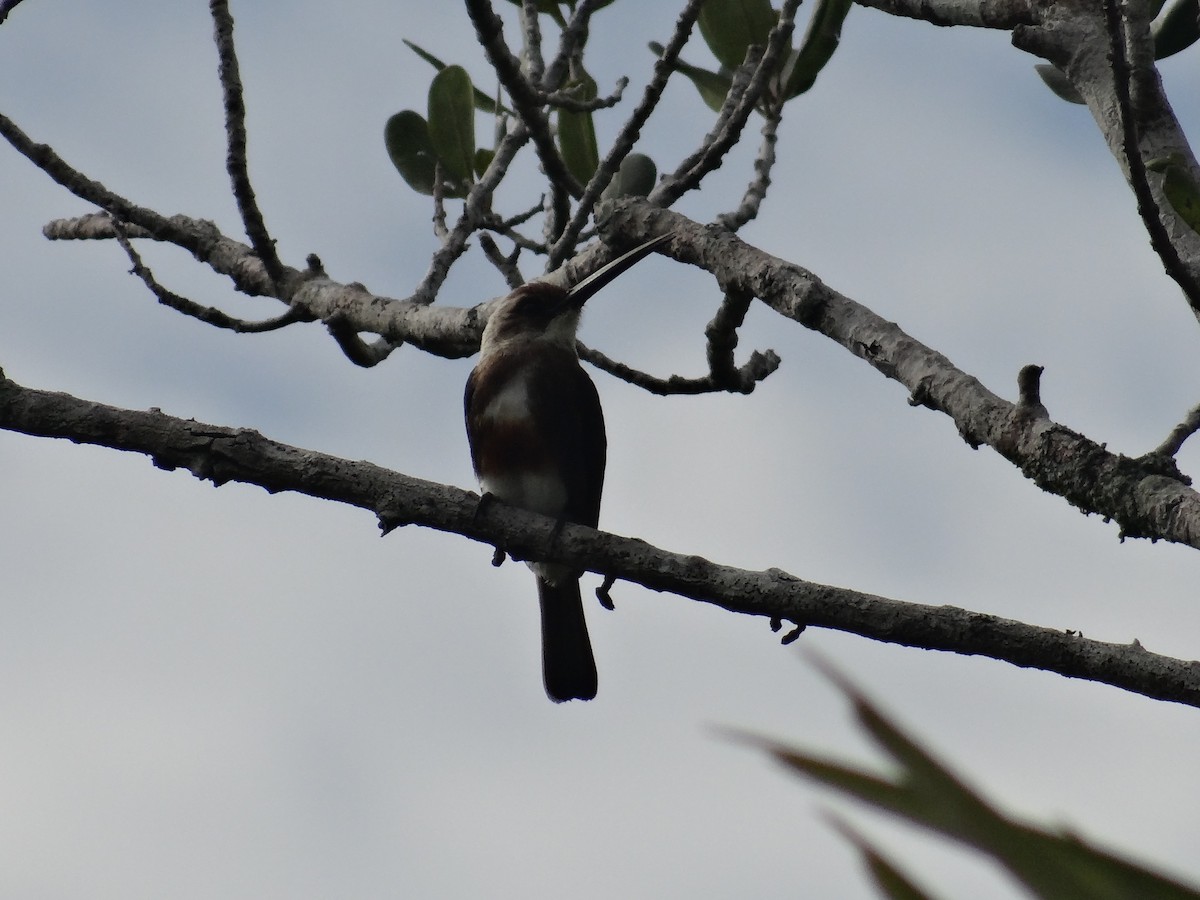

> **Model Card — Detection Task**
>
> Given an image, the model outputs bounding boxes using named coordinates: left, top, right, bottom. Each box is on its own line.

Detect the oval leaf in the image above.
left=699, top=0, right=777, bottom=70
left=783, top=0, right=853, bottom=99
left=402, top=39, right=507, bottom=114
left=384, top=111, right=439, bottom=196
left=601, top=153, right=658, bottom=200
left=1161, top=162, right=1200, bottom=235
left=473, top=147, right=495, bottom=179
left=427, top=65, right=477, bottom=185
left=1153, top=0, right=1200, bottom=59
left=557, top=71, right=600, bottom=184
left=1033, top=64, right=1086, bottom=104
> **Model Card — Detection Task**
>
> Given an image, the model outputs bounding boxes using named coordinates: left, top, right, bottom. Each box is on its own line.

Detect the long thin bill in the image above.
left=568, top=232, right=673, bottom=305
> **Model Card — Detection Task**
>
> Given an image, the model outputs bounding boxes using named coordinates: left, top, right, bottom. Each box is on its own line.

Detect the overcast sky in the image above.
left=2, top=2, right=1200, bottom=898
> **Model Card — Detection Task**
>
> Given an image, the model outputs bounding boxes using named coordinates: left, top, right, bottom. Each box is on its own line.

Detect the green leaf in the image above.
left=782, top=0, right=853, bottom=98
left=1153, top=0, right=1200, bottom=59
left=1153, top=156, right=1200, bottom=235
left=601, top=153, right=658, bottom=200
left=1033, top=64, right=1086, bottom=104
left=473, top=147, right=495, bottom=179
left=402, top=40, right=505, bottom=114
left=427, top=65, right=477, bottom=186
left=649, top=41, right=733, bottom=112
left=556, top=71, right=599, bottom=183
left=383, top=111, right=440, bottom=196
left=698, top=0, right=777, bottom=70
left=740, top=667, right=1200, bottom=900
left=830, top=821, right=942, bottom=900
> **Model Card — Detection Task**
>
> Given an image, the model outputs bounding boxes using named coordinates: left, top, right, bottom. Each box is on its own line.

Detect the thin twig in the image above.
left=547, top=0, right=707, bottom=268
left=541, top=0, right=606, bottom=91
left=0, top=111, right=219, bottom=261
left=209, top=0, right=286, bottom=290
left=464, top=0, right=583, bottom=199
left=544, top=76, right=628, bottom=112
left=519, top=0, right=545, bottom=84
left=717, top=106, right=782, bottom=231
left=112, top=218, right=305, bottom=333
left=704, top=288, right=756, bottom=388
left=579, top=342, right=779, bottom=395
left=653, top=0, right=801, bottom=208
left=479, top=232, right=525, bottom=289
left=411, top=120, right=531, bottom=305
left=1153, top=402, right=1200, bottom=457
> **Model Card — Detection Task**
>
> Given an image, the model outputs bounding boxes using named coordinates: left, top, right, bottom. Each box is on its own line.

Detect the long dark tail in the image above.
left=536, top=576, right=598, bottom=702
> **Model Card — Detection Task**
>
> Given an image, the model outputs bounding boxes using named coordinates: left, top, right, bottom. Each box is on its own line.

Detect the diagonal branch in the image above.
left=464, top=0, right=583, bottom=199
left=1100, top=0, right=1200, bottom=314
left=651, top=0, right=799, bottom=209
left=0, top=0, right=28, bottom=25
left=548, top=0, right=707, bottom=268
left=853, top=0, right=1035, bottom=28
left=1154, top=401, right=1200, bottom=457
left=1, top=369, right=1197, bottom=709
left=112, top=218, right=307, bottom=333
left=209, top=0, right=287, bottom=290
left=716, top=107, right=782, bottom=231
left=600, top=200, right=1200, bottom=548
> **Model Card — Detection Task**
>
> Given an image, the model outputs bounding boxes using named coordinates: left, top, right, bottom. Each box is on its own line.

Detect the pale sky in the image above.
left=2, top=2, right=1200, bottom=898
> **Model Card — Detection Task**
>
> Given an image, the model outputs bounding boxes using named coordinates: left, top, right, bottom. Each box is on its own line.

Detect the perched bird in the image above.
left=464, top=234, right=670, bottom=702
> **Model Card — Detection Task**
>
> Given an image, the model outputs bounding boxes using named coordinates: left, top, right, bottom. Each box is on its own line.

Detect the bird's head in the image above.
left=478, top=233, right=672, bottom=356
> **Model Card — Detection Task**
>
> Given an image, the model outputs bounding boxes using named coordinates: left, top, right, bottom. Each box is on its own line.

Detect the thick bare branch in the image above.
left=601, top=200, right=1200, bottom=548
left=1012, top=0, right=1200, bottom=321
left=854, top=0, right=1034, bottom=28
left=1, top=369, right=1196, bottom=709
left=1100, top=0, right=1200, bottom=313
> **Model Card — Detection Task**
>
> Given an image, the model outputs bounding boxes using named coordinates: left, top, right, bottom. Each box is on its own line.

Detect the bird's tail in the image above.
left=536, top=576, right=598, bottom=702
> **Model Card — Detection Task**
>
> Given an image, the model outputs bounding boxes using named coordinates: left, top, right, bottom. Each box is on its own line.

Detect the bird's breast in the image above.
left=468, top=363, right=569, bottom=517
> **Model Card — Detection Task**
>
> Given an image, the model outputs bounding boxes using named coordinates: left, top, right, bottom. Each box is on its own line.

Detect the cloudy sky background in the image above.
left=3, top=2, right=1200, bottom=897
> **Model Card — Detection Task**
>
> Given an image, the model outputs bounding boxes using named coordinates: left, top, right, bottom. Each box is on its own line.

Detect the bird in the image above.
left=464, top=233, right=671, bottom=702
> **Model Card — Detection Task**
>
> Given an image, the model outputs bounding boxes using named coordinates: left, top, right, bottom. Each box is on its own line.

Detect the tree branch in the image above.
left=112, top=218, right=307, bottom=334
left=1153, top=401, right=1200, bottom=457
left=1, top=368, right=1196, bottom=709
left=209, top=0, right=286, bottom=290
left=464, top=0, right=584, bottom=200
left=716, top=107, right=781, bottom=232
left=0, top=0, right=27, bottom=26
left=600, top=200, right=1200, bottom=548
left=548, top=0, right=707, bottom=267
left=1100, top=0, right=1200, bottom=314
left=652, top=0, right=800, bottom=209
left=1012, top=0, right=1200, bottom=321
left=853, top=0, right=1035, bottom=29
